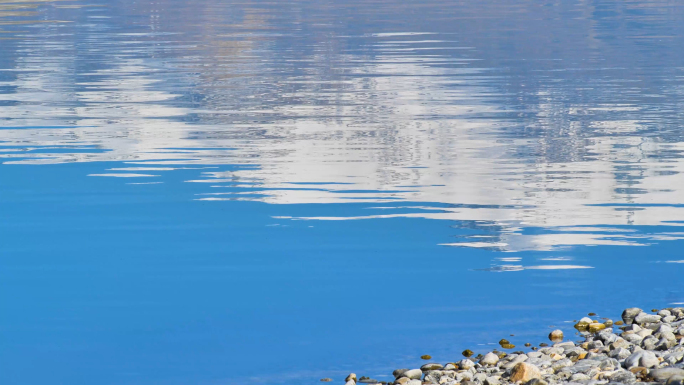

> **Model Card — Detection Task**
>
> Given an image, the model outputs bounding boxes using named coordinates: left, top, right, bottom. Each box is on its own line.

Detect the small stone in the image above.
left=399, top=369, right=422, bottom=380
left=615, top=320, right=624, bottom=325
left=443, top=363, right=456, bottom=370
left=393, top=378, right=409, bottom=385
left=392, top=369, right=408, bottom=379
left=549, top=330, right=563, bottom=342
left=459, top=359, right=475, bottom=370
left=480, top=352, right=499, bottom=366
left=625, top=350, right=659, bottom=369
left=648, top=368, right=684, bottom=383
left=610, top=370, right=637, bottom=384
left=462, top=349, right=474, bottom=358
left=358, top=377, right=379, bottom=384
left=345, top=381, right=355, bottom=385
left=484, top=377, right=501, bottom=385
left=321, top=379, right=333, bottom=382
left=539, top=343, right=548, bottom=347
left=346, top=374, right=357, bottom=382
left=667, top=376, right=684, bottom=385
left=570, top=373, right=590, bottom=381
left=622, top=308, right=643, bottom=325
left=420, top=355, right=431, bottom=360
left=524, top=343, right=531, bottom=347
left=501, top=344, right=515, bottom=349
left=500, top=339, right=510, bottom=345
left=634, top=312, right=661, bottom=324
left=588, top=323, right=607, bottom=332
left=524, top=379, right=548, bottom=385
left=509, top=362, right=542, bottom=383
left=420, top=363, right=443, bottom=371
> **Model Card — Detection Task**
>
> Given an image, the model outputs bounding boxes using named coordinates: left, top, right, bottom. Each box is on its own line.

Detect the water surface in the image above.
left=1, top=1, right=684, bottom=384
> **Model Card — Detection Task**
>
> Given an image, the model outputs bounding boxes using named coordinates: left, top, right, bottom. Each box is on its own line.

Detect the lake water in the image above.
left=1, top=0, right=684, bottom=384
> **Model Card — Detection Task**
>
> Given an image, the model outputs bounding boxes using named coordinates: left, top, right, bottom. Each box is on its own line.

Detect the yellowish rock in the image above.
left=509, top=362, right=542, bottom=383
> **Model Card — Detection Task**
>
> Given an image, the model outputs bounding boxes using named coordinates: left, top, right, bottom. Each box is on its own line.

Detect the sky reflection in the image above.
left=1, top=0, right=684, bottom=254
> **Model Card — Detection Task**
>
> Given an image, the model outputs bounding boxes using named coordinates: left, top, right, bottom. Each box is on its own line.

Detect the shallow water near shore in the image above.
left=1, top=0, right=684, bottom=384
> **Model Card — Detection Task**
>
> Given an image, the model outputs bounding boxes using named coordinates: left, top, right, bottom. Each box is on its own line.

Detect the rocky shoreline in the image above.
left=331, top=307, right=684, bottom=385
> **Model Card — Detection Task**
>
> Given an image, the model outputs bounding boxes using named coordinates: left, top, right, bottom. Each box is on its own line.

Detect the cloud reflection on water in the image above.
left=1, top=0, right=684, bottom=253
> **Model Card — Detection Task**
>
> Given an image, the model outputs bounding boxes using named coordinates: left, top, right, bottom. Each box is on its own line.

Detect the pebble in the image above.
left=345, top=305, right=684, bottom=385
left=622, top=308, right=643, bottom=325
left=635, top=312, right=662, bottom=324
left=549, top=330, right=563, bottom=341
left=510, top=362, right=542, bottom=383
left=480, top=352, right=499, bottom=366
left=400, top=369, right=422, bottom=380
left=320, top=378, right=333, bottom=382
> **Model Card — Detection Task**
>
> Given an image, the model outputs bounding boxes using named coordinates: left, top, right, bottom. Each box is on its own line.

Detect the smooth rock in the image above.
left=421, top=363, right=443, bottom=371
left=667, top=376, right=684, bottom=385
left=484, top=377, right=501, bottom=385
left=460, top=359, right=475, bottom=370
left=321, top=378, right=333, bottom=382
left=623, top=308, right=643, bottom=325
left=393, top=378, right=410, bottom=385
left=648, top=369, right=684, bottom=382
left=635, top=313, right=662, bottom=324
left=609, top=347, right=631, bottom=360
left=481, top=352, right=499, bottom=366
left=625, top=350, right=659, bottom=369
left=549, top=330, right=564, bottom=341
left=345, top=381, right=356, bottom=385
left=393, top=369, right=408, bottom=379
left=443, top=363, right=457, bottom=370
left=610, top=370, right=637, bottom=384
left=400, top=369, right=423, bottom=380
left=570, top=373, right=590, bottom=381
left=346, top=374, right=357, bottom=382
left=524, top=379, right=548, bottom=385
left=642, top=336, right=659, bottom=350
left=509, top=362, right=542, bottom=383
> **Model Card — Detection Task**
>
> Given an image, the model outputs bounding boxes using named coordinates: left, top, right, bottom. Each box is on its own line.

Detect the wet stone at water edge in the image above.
left=339, top=306, right=684, bottom=385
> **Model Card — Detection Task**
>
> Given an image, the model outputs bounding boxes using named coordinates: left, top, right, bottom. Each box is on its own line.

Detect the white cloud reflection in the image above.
left=1, top=14, right=684, bottom=253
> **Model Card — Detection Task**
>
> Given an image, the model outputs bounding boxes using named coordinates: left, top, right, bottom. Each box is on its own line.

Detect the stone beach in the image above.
left=334, top=307, right=684, bottom=385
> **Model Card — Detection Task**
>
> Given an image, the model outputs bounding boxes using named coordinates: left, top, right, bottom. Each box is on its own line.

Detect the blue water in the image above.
left=1, top=0, right=684, bottom=384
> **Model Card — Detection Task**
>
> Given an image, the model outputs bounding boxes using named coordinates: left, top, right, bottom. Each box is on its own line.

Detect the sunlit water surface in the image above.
left=1, top=1, right=684, bottom=384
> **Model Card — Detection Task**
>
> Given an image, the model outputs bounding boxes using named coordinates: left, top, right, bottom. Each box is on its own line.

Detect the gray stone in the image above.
left=667, top=376, right=684, bottom=385
left=610, top=370, right=637, bottom=384
left=660, top=310, right=673, bottom=317
left=525, top=379, right=549, bottom=385
left=622, top=333, right=644, bottom=344
left=570, top=373, right=591, bottom=381
left=657, top=324, right=674, bottom=334
left=421, top=363, right=444, bottom=371
left=400, top=369, right=423, bottom=380
left=473, top=372, right=487, bottom=383
left=484, top=377, right=500, bottom=385
left=625, top=350, right=659, bottom=369
left=635, top=312, right=662, bottom=324
left=443, top=363, right=457, bottom=370
left=459, top=359, right=475, bottom=370
left=393, top=369, right=408, bottom=379
left=623, top=308, right=643, bottom=325
left=665, top=316, right=678, bottom=323
left=648, top=368, right=684, bottom=382
left=480, top=352, right=499, bottom=366
left=609, top=347, right=631, bottom=360
left=642, top=336, right=659, bottom=350
left=657, top=337, right=678, bottom=351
